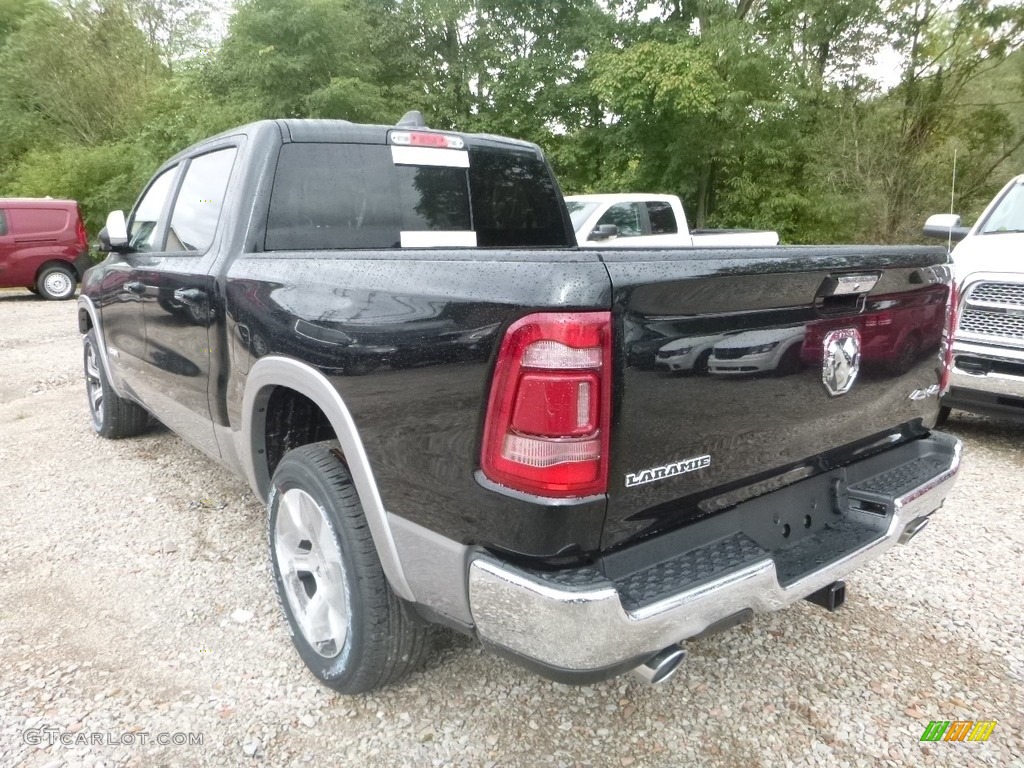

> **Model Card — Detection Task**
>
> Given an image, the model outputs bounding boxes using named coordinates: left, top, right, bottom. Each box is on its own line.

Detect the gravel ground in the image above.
left=0, top=288, right=1021, bottom=768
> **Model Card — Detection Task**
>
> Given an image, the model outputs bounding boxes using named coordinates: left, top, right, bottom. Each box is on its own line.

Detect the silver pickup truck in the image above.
left=925, top=174, right=1024, bottom=423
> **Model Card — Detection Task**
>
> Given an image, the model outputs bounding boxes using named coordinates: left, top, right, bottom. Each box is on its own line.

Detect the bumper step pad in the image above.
left=847, top=455, right=952, bottom=513
left=616, top=533, right=766, bottom=611
left=773, top=519, right=881, bottom=587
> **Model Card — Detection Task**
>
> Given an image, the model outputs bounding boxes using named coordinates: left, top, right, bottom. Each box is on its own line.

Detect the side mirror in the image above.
left=590, top=223, right=618, bottom=241
left=923, top=213, right=970, bottom=244
left=97, top=210, right=129, bottom=252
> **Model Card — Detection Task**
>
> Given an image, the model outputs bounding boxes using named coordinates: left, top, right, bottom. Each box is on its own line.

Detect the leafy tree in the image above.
left=5, top=143, right=148, bottom=236
left=210, top=0, right=397, bottom=122
left=124, top=0, right=212, bottom=70
left=0, top=1, right=161, bottom=146
left=1, top=0, right=1022, bottom=246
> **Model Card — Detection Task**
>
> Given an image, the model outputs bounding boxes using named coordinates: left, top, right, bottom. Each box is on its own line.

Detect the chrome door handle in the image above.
left=173, top=288, right=205, bottom=304
left=123, top=281, right=145, bottom=294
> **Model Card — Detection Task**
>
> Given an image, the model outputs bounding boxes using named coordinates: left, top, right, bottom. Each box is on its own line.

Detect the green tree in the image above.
left=210, top=0, right=397, bottom=122
left=0, top=1, right=161, bottom=146
left=124, top=0, right=213, bottom=71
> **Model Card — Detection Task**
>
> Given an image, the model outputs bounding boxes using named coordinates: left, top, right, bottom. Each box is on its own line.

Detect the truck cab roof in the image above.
left=163, top=119, right=544, bottom=168
left=565, top=193, right=679, bottom=204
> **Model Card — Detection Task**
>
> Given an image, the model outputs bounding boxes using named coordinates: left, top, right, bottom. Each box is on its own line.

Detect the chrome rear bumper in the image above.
left=468, top=432, right=961, bottom=675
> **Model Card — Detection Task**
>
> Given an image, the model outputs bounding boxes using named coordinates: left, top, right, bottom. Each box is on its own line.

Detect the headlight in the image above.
left=749, top=342, right=779, bottom=354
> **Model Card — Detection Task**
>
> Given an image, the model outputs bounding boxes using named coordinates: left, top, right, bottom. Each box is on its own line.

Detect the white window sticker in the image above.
left=391, top=146, right=470, bottom=168
left=400, top=231, right=478, bottom=248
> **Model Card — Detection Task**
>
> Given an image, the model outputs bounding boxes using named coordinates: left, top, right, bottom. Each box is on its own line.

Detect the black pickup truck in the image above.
left=79, top=115, right=962, bottom=693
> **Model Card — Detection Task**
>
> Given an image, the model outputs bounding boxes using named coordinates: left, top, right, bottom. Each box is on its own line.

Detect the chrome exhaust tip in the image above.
left=900, top=516, right=931, bottom=544
left=629, top=645, right=686, bottom=685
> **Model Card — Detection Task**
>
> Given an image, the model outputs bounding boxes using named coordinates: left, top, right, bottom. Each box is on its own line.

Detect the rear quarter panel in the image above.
left=225, top=250, right=615, bottom=559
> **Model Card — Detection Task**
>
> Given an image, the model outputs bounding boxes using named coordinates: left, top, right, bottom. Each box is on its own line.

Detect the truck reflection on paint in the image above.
left=651, top=283, right=947, bottom=380
left=229, top=279, right=501, bottom=376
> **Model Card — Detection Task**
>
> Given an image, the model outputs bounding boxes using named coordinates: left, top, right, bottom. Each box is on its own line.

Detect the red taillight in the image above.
left=939, top=280, right=960, bottom=395
left=481, top=312, right=612, bottom=498
left=864, top=311, right=893, bottom=328
left=75, top=214, right=88, bottom=250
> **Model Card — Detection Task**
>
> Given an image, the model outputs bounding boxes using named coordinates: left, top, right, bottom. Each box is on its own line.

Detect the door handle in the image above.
left=173, top=287, right=205, bottom=304
left=123, top=281, right=145, bottom=294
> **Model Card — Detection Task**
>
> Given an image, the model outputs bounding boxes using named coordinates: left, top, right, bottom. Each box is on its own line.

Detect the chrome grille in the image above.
left=968, top=282, right=1024, bottom=308
left=958, top=308, right=1024, bottom=341
left=957, top=280, right=1024, bottom=347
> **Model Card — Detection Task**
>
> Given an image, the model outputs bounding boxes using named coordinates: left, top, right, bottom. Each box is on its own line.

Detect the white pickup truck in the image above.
left=565, top=193, right=779, bottom=248
left=924, top=174, right=1024, bottom=422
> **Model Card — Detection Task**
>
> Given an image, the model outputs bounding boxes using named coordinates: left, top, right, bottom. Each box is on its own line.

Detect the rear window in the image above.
left=0, top=210, right=6, bottom=236
left=646, top=201, right=678, bottom=234
left=7, top=207, right=69, bottom=236
left=265, top=142, right=569, bottom=250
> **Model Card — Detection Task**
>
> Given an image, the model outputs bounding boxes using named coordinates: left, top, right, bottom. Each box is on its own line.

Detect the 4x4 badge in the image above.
left=822, top=328, right=861, bottom=396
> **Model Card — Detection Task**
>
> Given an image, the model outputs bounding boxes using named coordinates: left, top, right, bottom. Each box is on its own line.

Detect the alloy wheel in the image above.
left=85, top=342, right=103, bottom=426
left=274, top=488, right=350, bottom=658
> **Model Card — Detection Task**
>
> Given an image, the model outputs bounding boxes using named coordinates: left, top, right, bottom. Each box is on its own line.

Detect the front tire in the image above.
left=268, top=442, right=432, bottom=693
left=37, top=264, right=77, bottom=300
left=693, top=349, right=713, bottom=376
left=83, top=330, right=150, bottom=438
left=776, top=344, right=802, bottom=376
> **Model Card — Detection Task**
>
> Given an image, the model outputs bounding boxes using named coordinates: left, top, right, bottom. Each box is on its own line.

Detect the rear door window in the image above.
left=0, top=210, right=6, bottom=236
left=265, top=142, right=569, bottom=250
left=167, top=147, right=237, bottom=252
left=646, top=201, right=678, bottom=234
left=598, top=203, right=643, bottom=237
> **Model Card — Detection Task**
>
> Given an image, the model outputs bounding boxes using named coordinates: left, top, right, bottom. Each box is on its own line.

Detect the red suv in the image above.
left=0, top=199, right=90, bottom=300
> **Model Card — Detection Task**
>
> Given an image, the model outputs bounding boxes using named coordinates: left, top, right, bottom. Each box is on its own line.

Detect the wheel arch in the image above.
left=77, top=295, right=125, bottom=398
left=241, top=356, right=414, bottom=600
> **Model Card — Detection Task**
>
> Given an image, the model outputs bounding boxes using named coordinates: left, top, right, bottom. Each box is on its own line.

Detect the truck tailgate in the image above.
left=600, top=245, right=952, bottom=551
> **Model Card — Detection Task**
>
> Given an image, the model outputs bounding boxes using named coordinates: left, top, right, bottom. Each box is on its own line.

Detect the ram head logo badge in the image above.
left=822, top=328, right=861, bottom=396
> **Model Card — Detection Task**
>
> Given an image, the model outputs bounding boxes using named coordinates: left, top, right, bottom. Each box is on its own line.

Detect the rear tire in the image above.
left=37, top=264, right=77, bottom=300
left=83, top=330, right=150, bottom=438
left=268, top=441, right=432, bottom=693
